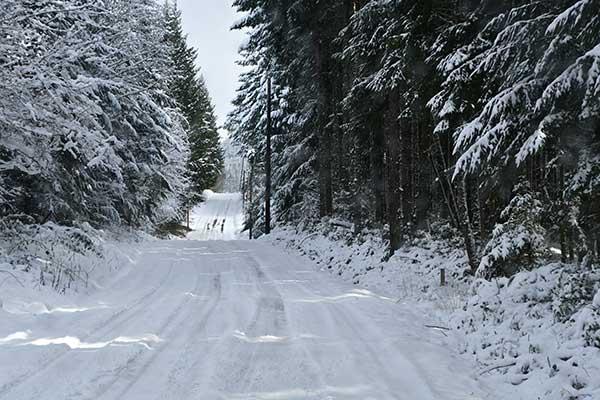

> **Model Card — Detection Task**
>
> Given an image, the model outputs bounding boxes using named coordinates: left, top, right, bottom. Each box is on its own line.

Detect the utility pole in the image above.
left=264, top=75, right=272, bottom=235
left=240, top=156, right=246, bottom=207
left=248, top=155, right=255, bottom=240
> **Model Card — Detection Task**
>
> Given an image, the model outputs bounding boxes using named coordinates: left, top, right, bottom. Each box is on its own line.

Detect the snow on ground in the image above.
left=186, top=191, right=245, bottom=241
left=0, top=240, right=493, bottom=400
left=267, top=222, right=600, bottom=400
left=0, top=196, right=497, bottom=400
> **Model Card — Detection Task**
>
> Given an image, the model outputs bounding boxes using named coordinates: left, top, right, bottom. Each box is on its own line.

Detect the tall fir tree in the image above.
left=164, top=0, right=224, bottom=205
left=0, top=0, right=189, bottom=227
left=230, top=0, right=599, bottom=267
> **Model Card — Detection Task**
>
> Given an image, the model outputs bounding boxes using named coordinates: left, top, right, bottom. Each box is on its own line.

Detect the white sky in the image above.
left=178, top=0, right=245, bottom=131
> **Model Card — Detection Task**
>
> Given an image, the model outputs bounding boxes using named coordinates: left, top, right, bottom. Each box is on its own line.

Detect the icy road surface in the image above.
left=187, top=191, right=245, bottom=241
left=0, top=195, right=492, bottom=400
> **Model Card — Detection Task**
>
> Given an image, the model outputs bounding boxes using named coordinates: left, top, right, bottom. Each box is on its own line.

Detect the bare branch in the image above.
left=0, top=269, right=25, bottom=288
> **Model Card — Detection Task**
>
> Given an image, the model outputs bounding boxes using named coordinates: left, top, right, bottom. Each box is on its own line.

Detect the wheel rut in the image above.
left=0, top=262, right=176, bottom=399
left=89, top=268, right=208, bottom=400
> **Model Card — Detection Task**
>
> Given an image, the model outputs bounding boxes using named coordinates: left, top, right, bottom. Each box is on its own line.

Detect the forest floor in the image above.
left=0, top=194, right=497, bottom=400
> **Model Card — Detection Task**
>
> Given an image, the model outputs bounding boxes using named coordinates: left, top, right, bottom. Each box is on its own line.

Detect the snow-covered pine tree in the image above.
left=338, top=1, right=388, bottom=228
left=188, top=78, right=224, bottom=200
left=477, top=181, right=548, bottom=279
left=229, top=0, right=320, bottom=232
left=432, top=0, right=600, bottom=265
left=164, top=1, right=223, bottom=206
left=0, top=0, right=111, bottom=224
left=105, top=0, right=190, bottom=226
left=0, top=0, right=189, bottom=228
left=0, top=0, right=192, bottom=290
left=339, top=0, right=468, bottom=255
left=229, top=0, right=599, bottom=268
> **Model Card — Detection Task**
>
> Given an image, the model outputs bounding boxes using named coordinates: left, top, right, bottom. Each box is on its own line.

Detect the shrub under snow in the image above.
left=0, top=221, right=138, bottom=294
left=477, top=183, right=548, bottom=279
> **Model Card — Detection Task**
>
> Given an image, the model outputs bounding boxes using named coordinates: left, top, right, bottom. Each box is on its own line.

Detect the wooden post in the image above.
left=265, top=76, right=272, bottom=235
left=240, top=156, right=246, bottom=207
left=241, top=168, right=246, bottom=207
left=240, top=157, right=245, bottom=188
left=440, top=268, right=446, bottom=287
left=248, top=156, right=255, bottom=240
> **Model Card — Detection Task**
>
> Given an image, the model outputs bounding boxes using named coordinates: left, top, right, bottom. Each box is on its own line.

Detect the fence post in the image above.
left=440, top=268, right=446, bottom=286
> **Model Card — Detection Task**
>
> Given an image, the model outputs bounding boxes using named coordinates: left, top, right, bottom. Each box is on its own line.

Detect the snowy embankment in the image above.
left=0, top=223, right=146, bottom=396
left=267, top=222, right=600, bottom=400
left=0, top=223, right=144, bottom=315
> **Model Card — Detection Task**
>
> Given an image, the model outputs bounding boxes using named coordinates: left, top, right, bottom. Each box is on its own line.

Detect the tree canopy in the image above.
left=229, top=0, right=600, bottom=275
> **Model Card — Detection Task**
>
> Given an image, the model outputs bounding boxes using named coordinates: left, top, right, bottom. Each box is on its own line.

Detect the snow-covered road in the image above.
left=187, top=191, right=245, bottom=241
left=0, top=195, right=492, bottom=400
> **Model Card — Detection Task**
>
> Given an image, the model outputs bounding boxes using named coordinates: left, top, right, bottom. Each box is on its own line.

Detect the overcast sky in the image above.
left=178, top=0, right=245, bottom=130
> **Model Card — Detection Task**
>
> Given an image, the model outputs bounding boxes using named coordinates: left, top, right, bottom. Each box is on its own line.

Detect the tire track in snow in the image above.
left=171, top=243, right=258, bottom=398
left=0, top=262, right=176, bottom=399
left=247, top=244, right=434, bottom=398
left=207, top=246, right=325, bottom=397
left=113, top=273, right=222, bottom=399
left=331, top=301, right=431, bottom=398
left=197, top=251, right=289, bottom=395
left=244, top=244, right=329, bottom=396
left=88, top=266, right=208, bottom=400
left=158, top=273, right=224, bottom=399
left=278, top=251, right=446, bottom=399
left=187, top=193, right=243, bottom=241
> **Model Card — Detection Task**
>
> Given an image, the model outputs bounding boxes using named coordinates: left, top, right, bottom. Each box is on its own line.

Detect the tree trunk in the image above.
left=414, top=113, right=432, bottom=229
left=383, top=92, right=403, bottom=253
left=314, top=30, right=334, bottom=218
left=460, top=177, right=479, bottom=274
left=370, top=111, right=386, bottom=224
left=432, top=133, right=460, bottom=227
left=399, top=115, right=414, bottom=232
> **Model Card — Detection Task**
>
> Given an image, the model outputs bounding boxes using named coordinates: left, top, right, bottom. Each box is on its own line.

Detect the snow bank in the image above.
left=267, top=223, right=600, bottom=400
left=0, top=222, right=145, bottom=359
left=0, top=222, right=144, bottom=297
left=457, top=266, right=600, bottom=400
left=269, top=222, right=471, bottom=309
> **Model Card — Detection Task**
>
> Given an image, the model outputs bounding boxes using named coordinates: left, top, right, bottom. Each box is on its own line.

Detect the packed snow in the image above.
left=186, top=191, right=245, bottom=241
left=0, top=195, right=497, bottom=400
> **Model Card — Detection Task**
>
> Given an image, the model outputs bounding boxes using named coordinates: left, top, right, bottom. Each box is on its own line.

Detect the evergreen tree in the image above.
left=229, top=0, right=599, bottom=266
left=189, top=78, right=224, bottom=198
left=164, top=1, right=224, bottom=205
left=478, top=181, right=547, bottom=279
left=0, top=0, right=189, bottom=227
